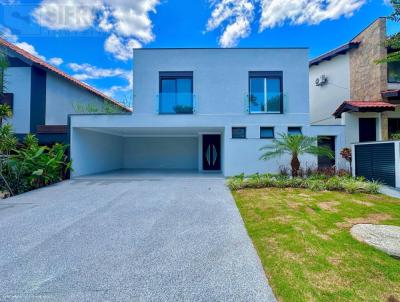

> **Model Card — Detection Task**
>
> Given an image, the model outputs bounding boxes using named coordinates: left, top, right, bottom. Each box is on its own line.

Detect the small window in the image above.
left=260, top=127, right=274, bottom=139
left=232, top=127, right=246, bottom=139
left=288, top=127, right=302, bottom=136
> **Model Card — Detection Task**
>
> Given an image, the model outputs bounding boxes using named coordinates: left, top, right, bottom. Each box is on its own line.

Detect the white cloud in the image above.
left=48, top=57, right=64, bottom=66
left=33, top=0, right=160, bottom=60
left=259, top=0, right=366, bottom=31
left=206, top=0, right=367, bottom=47
left=67, top=62, right=132, bottom=97
left=206, top=0, right=254, bottom=47
left=104, top=34, right=141, bottom=61
left=15, top=41, right=46, bottom=60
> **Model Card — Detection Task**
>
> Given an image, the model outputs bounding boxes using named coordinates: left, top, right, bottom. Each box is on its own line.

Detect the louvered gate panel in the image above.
left=355, top=143, right=395, bottom=187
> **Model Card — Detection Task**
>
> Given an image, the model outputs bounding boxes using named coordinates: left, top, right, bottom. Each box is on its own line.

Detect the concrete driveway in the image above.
left=0, top=171, right=275, bottom=301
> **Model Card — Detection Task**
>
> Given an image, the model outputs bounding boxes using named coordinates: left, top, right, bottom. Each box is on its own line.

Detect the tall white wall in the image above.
left=309, top=54, right=350, bottom=126
left=70, top=128, right=124, bottom=177
left=133, top=48, right=309, bottom=117
left=123, top=137, right=198, bottom=170
left=46, top=73, right=106, bottom=125
left=5, top=67, right=31, bottom=133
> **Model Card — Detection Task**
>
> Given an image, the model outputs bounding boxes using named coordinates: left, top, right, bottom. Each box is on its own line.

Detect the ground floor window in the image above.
left=232, top=127, right=246, bottom=139
left=358, top=118, right=376, bottom=142
left=317, top=136, right=336, bottom=168
left=288, top=127, right=302, bottom=136
left=388, top=118, right=400, bottom=139
left=260, top=127, right=274, bottom=139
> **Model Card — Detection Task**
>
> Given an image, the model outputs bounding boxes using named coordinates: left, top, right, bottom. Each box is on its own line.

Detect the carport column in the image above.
left=351, top=144, right=356, bottom=177
left=381, top=112, right=389, bottom=141
left=395, top=141, right=400, bottom=188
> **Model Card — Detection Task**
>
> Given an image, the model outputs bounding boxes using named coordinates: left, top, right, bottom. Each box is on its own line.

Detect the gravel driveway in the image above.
left=0, top=171, right=275, bottom=301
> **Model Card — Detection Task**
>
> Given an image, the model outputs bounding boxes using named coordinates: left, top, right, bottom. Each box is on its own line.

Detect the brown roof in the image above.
left=0, top=37, right=132, bottom=112
left=333, top=100, right=396, bottom=118
left=309, top=42, right=360, bottom=67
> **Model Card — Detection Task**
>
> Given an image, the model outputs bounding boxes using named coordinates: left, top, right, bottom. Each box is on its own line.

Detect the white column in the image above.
left=351, top=144, right=356, bottom=177
left=395, top=141, right=400, bottom=188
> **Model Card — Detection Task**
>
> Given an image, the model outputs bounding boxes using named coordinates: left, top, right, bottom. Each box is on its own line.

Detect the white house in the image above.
left=0, top=37, right=131, bottom=145
left=309, top=18, right=400, bottom=147
left=69, top=48, right=344, bottom=177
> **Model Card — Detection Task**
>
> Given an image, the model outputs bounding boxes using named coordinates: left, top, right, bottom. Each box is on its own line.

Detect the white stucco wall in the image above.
left=309, top=54, right=350, bottom=126
left=70, top=128, right=124, bottom=177
left=45, top=73, right=106, bottom=125
left=123, top=137, right=198, bottom=170
left=5, top=67, right=31, bottom=133
left=133, top=48, right=310, bottom=116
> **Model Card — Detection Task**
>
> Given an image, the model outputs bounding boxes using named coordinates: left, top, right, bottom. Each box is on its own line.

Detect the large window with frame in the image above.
left=159, top=71, right=193, bottom=114
left=249, top=71, right=283, bottom=113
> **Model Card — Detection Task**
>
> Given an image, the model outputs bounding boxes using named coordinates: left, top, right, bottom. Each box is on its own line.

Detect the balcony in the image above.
left=245, top=93, right=284, bottom=114
left=157, top=93, right=195, bottom=114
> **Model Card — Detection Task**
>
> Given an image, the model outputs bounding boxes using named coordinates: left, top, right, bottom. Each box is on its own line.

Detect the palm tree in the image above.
left=259, top=133, right=334, bottom=177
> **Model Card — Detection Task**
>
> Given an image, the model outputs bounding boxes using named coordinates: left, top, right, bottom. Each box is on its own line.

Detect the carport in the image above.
left=70, top=126, right=224, bottom=177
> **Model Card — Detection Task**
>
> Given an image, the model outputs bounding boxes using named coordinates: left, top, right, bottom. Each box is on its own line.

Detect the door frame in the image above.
left=199, top=132, right=223, bottom=173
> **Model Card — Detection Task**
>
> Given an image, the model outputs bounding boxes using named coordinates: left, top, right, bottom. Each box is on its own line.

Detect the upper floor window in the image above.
left=248, top=71, right=283, bottom=114
left=288, top=127, right=302, bottom=136
left=159, top=71, right=193, bottom=114
left=388, top=61, right=400, bottom=83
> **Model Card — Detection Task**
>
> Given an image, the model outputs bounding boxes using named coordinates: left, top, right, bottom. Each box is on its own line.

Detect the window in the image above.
left=159, top=71, right=193, bottom=114
left=288, top=127, right=302, bottom=136
left=232, top=127, right=246, bottom=139
left=260, top=127, right=274, bottom=139
left=249, top=71, right=282, bottom=113
left=388, top=60, right=400, bottom=83
left=389, top=118, right=400, bottom=138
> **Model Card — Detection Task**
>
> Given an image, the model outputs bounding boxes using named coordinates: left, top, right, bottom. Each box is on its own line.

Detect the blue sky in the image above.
left=0, top=0, right=395, bottom=106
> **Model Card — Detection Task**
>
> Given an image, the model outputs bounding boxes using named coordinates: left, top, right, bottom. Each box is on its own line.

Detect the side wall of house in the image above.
left=309, top=54, right=350, bottom=126
left=45, top=73, right=106, bottom=125
left=70, top=128, right=124, bottom=177
left=5, top=67, right=31, bottom=133
left=350, top=17, right=387, bottom=101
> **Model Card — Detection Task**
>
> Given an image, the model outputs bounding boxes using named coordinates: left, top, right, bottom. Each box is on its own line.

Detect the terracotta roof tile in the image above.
left=0, top=37, right=132, bottom=112
left=333, top=100, right=396, bottom=118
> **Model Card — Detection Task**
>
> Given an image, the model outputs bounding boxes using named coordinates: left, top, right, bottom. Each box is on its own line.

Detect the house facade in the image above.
left=0, top=37, right=131, bottom=145
left=69, top=48, right=344, bottom=177
left=310, top=17, right=400, bottom=147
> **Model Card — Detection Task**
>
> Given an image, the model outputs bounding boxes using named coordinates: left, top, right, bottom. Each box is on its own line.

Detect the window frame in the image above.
left=260, top=126, right=275, bottom=139
left=248, top=71, right=283, bottom=114
left=158, top=71, right=194, bottom=114
left=232, top=127, right=247, bottom=139
left=288, top=127, right=302, bottom=136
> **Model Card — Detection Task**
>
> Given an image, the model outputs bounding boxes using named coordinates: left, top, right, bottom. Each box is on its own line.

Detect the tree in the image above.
left=376, top=0, right=400, bottom=64
left=259, top=134, right=334, bottom=177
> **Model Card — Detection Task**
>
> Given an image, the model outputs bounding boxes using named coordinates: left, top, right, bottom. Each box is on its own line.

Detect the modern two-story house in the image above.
left=0, top=37, right=131, bottom=145
left=310, top=17, right=400, bottom=146
left=69, top=48, right=344, bottom=177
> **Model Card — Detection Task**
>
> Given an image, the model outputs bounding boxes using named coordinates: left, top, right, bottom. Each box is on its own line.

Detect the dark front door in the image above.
left=202, top=135, right=221, bottom=171
left=318, top=136, right=335, bottom=168
left=359, top=118, right=376, bottom=142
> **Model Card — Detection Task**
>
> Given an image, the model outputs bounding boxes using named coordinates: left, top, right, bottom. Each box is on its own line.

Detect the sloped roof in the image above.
left=309, top=42, right=360, bottom=67
left=0, top=37, right=132, bottom=112
left=333, top=100, right=396, bottom=118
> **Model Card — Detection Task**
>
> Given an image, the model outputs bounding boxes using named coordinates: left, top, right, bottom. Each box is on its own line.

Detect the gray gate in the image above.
left=354, top=142, right=396, bottom=187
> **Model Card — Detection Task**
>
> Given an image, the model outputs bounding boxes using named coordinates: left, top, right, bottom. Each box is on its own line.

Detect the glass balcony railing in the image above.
left=157, top=93, right=195, bottom=114
left=245, top=93, right=284, bottom=114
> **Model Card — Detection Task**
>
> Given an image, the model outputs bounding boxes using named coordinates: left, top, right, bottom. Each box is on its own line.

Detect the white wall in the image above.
left=5, top=67, right=31, bottom=133
left=46, top=73, right=106, bottom=125
left=133, top=48, right=309, bottom=116
left=123, top=137, right=198, bottom=170
left=309, top=54, right=350, bottom=126
left=70, top=128, right=124, bottom=177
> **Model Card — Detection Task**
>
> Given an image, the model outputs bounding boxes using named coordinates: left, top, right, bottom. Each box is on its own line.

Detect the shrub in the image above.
left=227, top=173, right=380, bottom=194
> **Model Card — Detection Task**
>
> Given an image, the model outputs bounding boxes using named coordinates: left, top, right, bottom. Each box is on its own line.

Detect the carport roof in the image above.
left=333, top=100, right=396, bottom=118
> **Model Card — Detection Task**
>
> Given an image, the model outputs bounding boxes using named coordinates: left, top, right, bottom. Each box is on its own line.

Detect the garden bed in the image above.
left=227, top=174, right=380, bottom=194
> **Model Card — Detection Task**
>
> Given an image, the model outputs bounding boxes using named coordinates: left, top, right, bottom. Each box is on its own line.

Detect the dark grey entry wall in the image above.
left=355, top=142, right=396, bottom=186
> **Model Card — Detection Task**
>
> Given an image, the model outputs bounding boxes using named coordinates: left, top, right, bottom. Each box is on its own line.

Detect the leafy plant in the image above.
left=259, top=134, right=333, bottom=177
left=391, top=132, right=400, bottom=140
left=73, top=100, right=125, bottom=114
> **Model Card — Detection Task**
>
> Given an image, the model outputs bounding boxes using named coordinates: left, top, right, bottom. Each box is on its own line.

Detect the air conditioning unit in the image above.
left=315, top=74, right=328, bottom=86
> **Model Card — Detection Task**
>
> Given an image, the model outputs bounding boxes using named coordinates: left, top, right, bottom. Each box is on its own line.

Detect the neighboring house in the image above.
left=69, top=48, right=344, bottom=177
left=0, top=37, right=131, bottom=145
left=310, top=17, right=400, bottom=147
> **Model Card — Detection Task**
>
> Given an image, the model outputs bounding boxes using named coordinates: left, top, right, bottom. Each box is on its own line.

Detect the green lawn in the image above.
left=232, top=188, right=400, bottom=302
